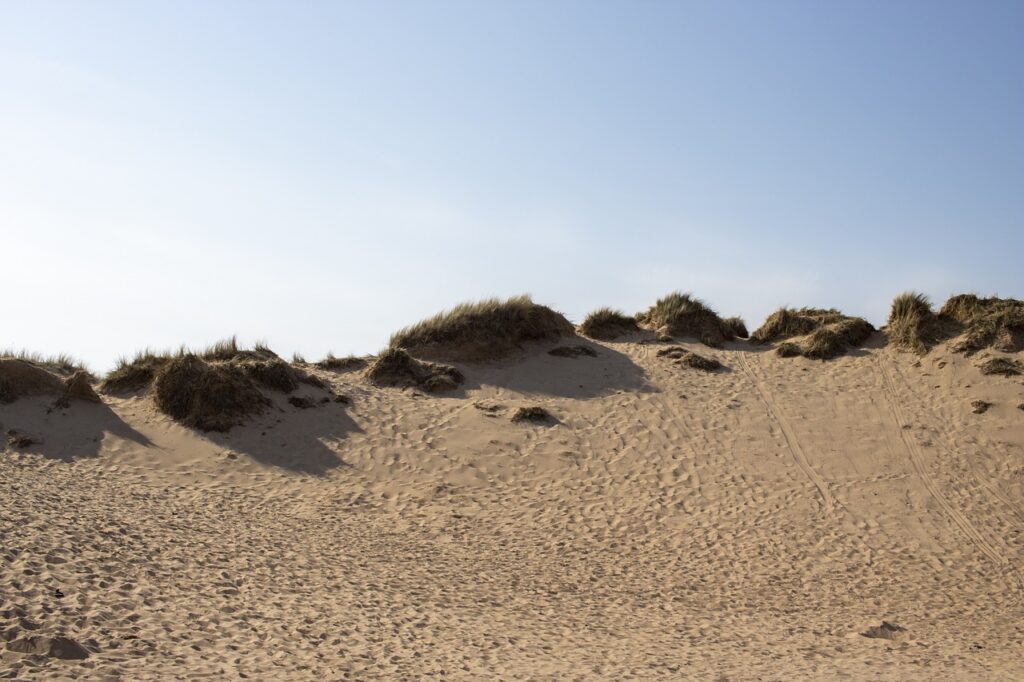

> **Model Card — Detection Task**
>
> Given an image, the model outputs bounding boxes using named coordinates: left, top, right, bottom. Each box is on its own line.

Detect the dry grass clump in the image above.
left=656, top=346, right=723, bottom=371
left=938, top=294, right=1024, bottom=355
left=578, top=308, right=640, bottom=340
left=102, top=350, right=174, bottom=393
left=977, top=357, right=1023, bottom=377
left=722, top=316, right=748, bottom=339
left=970, top=399, right=992, bottom=414
left=548, top=345, right=597, bottom=358
left=636, top=292, right=739, bottom=347
left=510, top=406, right=553, bottom=423
left=365, top=348, right=464, bottom=393
left=153, top=356, right=271, bottom=432
left=103, top=337, right=320, bottom=394
left=316, top=353, right=368, bottom=372
left=679, top=352, right=723, bottom=372
left=389, top=295, right=574, bottom=361
left=886, top=292, right=943, bottom=354
left=801, top=319, right=874, bottom=359
left=751, top=307, right=874, bottom=359
left=0, top=350, right=90, bottom=378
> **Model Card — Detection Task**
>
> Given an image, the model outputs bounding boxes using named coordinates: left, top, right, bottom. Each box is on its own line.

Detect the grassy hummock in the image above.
left=389, top=295, right=574, bottom=361
left=751, top=308, right=874, bottom=359
left=635, top=292, right=739, bottom=347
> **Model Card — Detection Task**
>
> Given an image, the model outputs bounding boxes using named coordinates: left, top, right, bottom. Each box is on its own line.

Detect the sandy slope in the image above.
left=2, top=337, right=1023, bottom=680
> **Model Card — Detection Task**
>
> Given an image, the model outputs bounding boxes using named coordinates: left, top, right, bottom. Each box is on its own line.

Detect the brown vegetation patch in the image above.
left=103, top=338, right=319, bottom=396
left=636, top=292, right=738, bottom=347
left=389, top=295, right=574, bottom=361
left=886, top=292, right=950, bottom=354
left=548, top=345, right=597, bottom=358
left=752, top=307, right=874, bottom=359
left=365, top=348, right=464, bottom=393
left=511, top=406, right=553, bottom=424
left=722, top=316, right=748, bottom=339
left=977, top=357, right=1023, bottom=377
left=656, top=346, right=722, bottom=371
left=578, top=308, right=640, bottom=340
left=939, top=294, right=1024, bottom=355
left=678, top=352, right=723, bottom=372
left=970, top=399, right=992, bottom=414
left=153, top=355, right=271, bottom=432
left=316, top=354, right=368, bottom=372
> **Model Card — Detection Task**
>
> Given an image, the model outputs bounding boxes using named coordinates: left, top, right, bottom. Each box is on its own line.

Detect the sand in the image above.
left=2, top=337, right=1023, bottom=679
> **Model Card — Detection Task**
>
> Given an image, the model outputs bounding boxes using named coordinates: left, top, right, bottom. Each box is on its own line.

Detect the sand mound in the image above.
left=0, top=359, right=65, bottom=403
left=751, top=307, right=874, bottom=359
left=389, top=295, right=574, bottom=361
left=939, top=294, right=1024, bottom=355
left=578, top=308, right=640, bottom=340
left=636, top=292, right=738, bottom=347
left=0, top=359, right=97, bottom=405
left=365, top=349, right=464, bottom=392
left=153, top=355, right=271, bottom=432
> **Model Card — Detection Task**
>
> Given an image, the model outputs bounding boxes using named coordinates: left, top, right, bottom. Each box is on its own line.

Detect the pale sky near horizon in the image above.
left=3, top=1, right=1022, bottom=371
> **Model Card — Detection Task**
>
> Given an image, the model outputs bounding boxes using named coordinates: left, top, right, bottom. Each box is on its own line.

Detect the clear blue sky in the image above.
left=3, top=1, right=1021, bottom=370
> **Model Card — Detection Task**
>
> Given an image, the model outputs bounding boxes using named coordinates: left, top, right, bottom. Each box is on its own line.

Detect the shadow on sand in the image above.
left=0, top=398, right=154, bottom=462
left=443, top=337, right=654, bottom=399
left=202, top=392, right=363, bottom=476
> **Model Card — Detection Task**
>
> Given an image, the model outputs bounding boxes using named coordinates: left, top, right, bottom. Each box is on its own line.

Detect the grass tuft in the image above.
left=722, top=316, right=748, bottom=339
left=977, top=356, right=1023, bottom=377
left=389, top=295, right=574, bottom=361
left=635, top=292, right=738, bottom=347
left=752, top=307, right=874, bottom=360
left=0, top=350, right=91, bottom=378
left=365, top=348, right=464, bottom=393
left=578, top=308, right=640, bottom=340
left=153, top=355, right=271, bottom=432
left=511, top=406, right=553, bottom=423
left=886, top=292, right=944, bottom=354
left=316, top=353, right=368, bottom=372
left=938, top=294, right=1024, bottom=355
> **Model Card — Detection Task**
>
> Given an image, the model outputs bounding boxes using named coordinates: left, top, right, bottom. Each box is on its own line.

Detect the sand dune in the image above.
left=2, top=334, right=1023, bottom=679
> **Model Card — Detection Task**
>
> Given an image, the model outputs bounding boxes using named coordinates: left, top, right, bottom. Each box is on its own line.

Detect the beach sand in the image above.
left=2, top=337, right=1023, bottom=679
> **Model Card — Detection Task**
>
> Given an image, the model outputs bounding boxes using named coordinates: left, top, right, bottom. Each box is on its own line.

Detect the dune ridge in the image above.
left=2, top=292, right=1023, bottom=679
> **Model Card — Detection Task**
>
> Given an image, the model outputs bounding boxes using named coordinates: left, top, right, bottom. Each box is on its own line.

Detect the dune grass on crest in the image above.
left=635, top=292, right=739, bottom=347
left=938, top=294, right=1024, bottom=354
left=578, top=308, right=640, bottom=340
left=365, top=348, right=463, bottom=392
left=153, top=355, right=272, bottom=432
left=0, top=349, right=91, bottom=378
left=389, top=295, right=574, bottom=361
left=751, top=307, right=874, bottom=359
left=102, top=336, right=298, bottom=394
left=885, top=292, right=943, bottom=354
left=316, top=353, right=368, bottom=372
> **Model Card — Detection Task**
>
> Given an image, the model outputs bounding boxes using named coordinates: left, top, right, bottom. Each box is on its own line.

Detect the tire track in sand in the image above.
left=877, top=358, right=1018, bottom=587
left=738, top=353, right=835, bottom=513
left=887, top=359, right=1024, bottom=527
